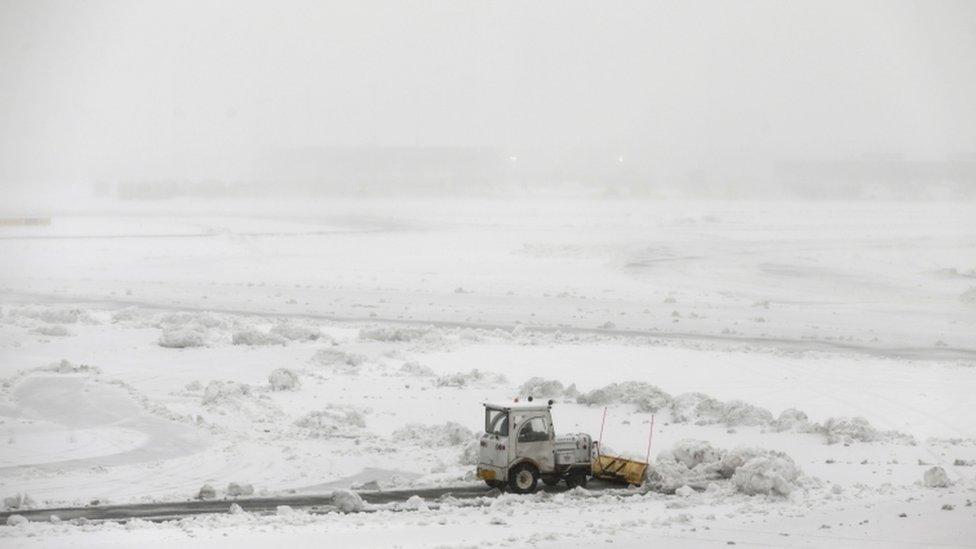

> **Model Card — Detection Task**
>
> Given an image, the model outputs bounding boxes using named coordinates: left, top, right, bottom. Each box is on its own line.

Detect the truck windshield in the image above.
left=485, top=409, right=509, bottom=436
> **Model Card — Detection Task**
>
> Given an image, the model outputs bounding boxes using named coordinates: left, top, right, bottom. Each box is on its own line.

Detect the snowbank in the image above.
left=232, top=329, right=286, bottom=346
left=649, top=440, right=803, bottom=496
left=268, top=368, right=300, bottom=391
left=434, top=369, right=507, bottom=388
left=30, top=324, right=71, bottom=337
left=731, top=455, right=802, bottom=496
left=270, top=321, right=326, bottom=342
left=392, top=422, right=473, bottom=447
left=923, top=466, right=951, bottom=488
left=399, top=361, right=435, bottom=377
left=577, top=382, right=672, bottom=412
left=10, top=306, right=96, bottom=324
left=960, top=286, right=976, bottom=304
left=158, top=326, right=208, bottom=348
left=227, top=482, right=255, bottom=497
left=518, top=377, right=578, bottom=399
left=332, top=489, right=365, bottom=512
left=202, top=381, right=251, bottom=406
left=294, top=406, right=366, bottom=437
left=310, top=349, right=366, bottom=374
left=359, top=325, right=432, bottom=342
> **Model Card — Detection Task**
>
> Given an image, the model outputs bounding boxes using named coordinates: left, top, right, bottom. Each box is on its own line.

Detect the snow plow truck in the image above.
left=476, top=399, right=648, bottom=493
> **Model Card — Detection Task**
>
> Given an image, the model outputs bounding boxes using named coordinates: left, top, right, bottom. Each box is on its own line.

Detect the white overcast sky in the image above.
left=1, top=0, right=974, bottom=183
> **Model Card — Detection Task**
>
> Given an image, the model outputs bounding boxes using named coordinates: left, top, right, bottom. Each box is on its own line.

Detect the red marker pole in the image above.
left=598, top=407, right=608, bottom=457
left=645, top=414, right=655, bottom=464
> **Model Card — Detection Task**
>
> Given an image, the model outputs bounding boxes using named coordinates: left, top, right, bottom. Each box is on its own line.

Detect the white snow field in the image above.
left=1, top=198, right=974, bottom=548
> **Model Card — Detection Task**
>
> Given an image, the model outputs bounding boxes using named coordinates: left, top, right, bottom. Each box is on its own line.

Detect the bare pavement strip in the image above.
left=0, top=480, right=644, bottom=524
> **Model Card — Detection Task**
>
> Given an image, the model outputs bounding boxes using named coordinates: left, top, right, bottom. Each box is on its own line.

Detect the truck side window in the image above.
left=518, top=417, right=549, bottom=443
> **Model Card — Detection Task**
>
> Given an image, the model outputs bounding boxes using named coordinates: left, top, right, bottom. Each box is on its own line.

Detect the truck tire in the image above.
left=508, top=463, right=539, bottom=494
left=565, top=471, right=588, bottom=489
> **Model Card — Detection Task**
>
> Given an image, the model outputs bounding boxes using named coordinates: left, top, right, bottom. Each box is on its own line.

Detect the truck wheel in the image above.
left=508, top=463, right=539, bottom=494
left=541, top=475, right=560, bottom=487
left=565, top=471, right=588, bottom=489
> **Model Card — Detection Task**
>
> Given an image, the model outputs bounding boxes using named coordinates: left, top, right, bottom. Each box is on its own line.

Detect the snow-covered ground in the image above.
left=1, top=198, right=974, bottom=547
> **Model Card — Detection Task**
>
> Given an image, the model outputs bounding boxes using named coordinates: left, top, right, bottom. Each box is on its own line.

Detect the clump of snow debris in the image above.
left=818, top=416, right=880, bottom=444
left=518, top=377, right=578, bottom=399
left=270, top=321, right=325, bottom=342
left=731, top=454, right=802, bottom=496
left=923, top=466, right=951, bottom=488
left=197, top=484, right=217, bottom=500
left=718, top=400, right=775, bottom=426
left=400, top=361, right=435, bottom=377
left=648, top=439, right=803, bottom=497
left=232, top=329, right=285, bottom=346
left=669, top=392, right=722, bottom=424
left=359, top=325, right=432, bottom=342
left=771, top=408, right=811, bottom=432
left=202, top=381, right=251, bottom=406
left=577, top=382, right=672, bottom=412
left=294, top=406, right=367, bottom=437
left=11, top=306, right=96, bottom=324
left=268, top=368, right=301, bottom=391
left=3, top=493, right=35, bottom=510
left=332, top=489, right=365, bottom=512
left=434, top=369, right=507, bottom=388
left=227, top=482, right=255, bottom=497
left=959, top=286, right=976, bottom=304
left=6, top=515, right=27, bottom=527
left=41, top=359, right=100, bottom=374
left=392, top=422, right=473, bottom=447
left=158, top=326, right=208, bottom=348
left=31, top=324, right=71, bottom=337
left=310, top=348, right=366, bottom=374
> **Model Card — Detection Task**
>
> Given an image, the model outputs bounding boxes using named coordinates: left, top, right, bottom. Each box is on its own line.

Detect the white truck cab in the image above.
left=476, top=400, right=593, bottom=493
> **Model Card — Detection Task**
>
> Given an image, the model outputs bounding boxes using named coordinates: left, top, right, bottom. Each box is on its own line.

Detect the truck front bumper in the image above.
left=477, top=464, right=504, bottom=482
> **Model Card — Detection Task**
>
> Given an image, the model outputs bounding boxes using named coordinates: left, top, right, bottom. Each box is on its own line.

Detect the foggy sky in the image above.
left=1, top=0, right=975, bottom=184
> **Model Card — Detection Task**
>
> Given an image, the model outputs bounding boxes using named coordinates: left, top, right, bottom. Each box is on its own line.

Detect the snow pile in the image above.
left=158, top=326, right=208, bottom=348
left=459, top=440, right=481, bottom=465
left=332, top=489, right=365, bottom=512
left=434, top=369, right=507, bottom=388
left=771, top=408, right=812, bottom=432
left=310, top=348, right=367, bottom=374
left=10, top=306, right=96, bottom=324
left=202, top=380, right=252, bottom=406
left=3, top=493, right=35, bottom=510
left=923, top=466, right=951, bottom=488
left=649, top=440, right=803, bottom=496
left=232, top=329, right=286, bottom=346
left=669, top=393, right=722, bottom=424
left=268, top=368, right=300, bottom=391
left=270, top=321, right=326, bottom=342
left=518, top=377, right=578, bottom=399
left=668, top=393, right=773, bottom=426
left=960, top=286, right=976, bottom=304
left=391, top=422, right=474, bottom=447
left=359, top=325, right=432, bottom=342
left=294, top=406, right=366, bottom=437
left=30, top=324, right=71, bottom=337
left=718, top=400, right=775, bottom=427
left=731, top=454, right=802, bottom=496
left=670, top=439, right=724, bottom=470
left=155, top=311, right=227, bottom=330
left=41, top=359, right=100, bottom=374
left=577, top=382, right=672, bottom=412
left=197, top=484, right=217, bottom=500
left=226, top=482, right=255, bottom=497
left=399, top=361, right=435, bottom=377
left=816, top=416, right=882, bottom=444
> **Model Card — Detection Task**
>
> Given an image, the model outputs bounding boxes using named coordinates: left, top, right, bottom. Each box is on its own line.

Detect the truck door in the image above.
left=514, top=415, right=555, bottom=472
